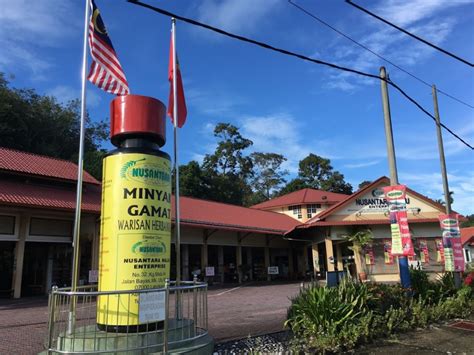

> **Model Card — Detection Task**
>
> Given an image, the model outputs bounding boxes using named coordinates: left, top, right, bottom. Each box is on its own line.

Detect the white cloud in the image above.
left=46, top=85, right=101, bottom=108
left=0, top=0, right=78, bottom=77
left=344, top=160, right=380, bottom=169
left=196, top=0, right=280, bottom=34
left=186, top=87, right=247, bottom=116
left=321, top=0, right=472, bottom=91
left=400, top=171, right=474, bottom=215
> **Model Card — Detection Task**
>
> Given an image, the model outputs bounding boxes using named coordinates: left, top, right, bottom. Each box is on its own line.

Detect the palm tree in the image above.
left=344, top=228, right=373, bottom=281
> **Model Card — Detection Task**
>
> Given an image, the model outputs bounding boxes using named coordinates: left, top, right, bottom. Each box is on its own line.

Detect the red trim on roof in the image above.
left=303, top=218, right=439, bottom=227
left=0, top=147, right=99, bottom=185
left=250, top=188, right=348, bottom=210
left=461, top=227, right=474, bottom=246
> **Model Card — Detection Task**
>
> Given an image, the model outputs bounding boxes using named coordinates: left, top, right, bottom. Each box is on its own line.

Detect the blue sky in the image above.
left=1, top=0, right=473, bottom=214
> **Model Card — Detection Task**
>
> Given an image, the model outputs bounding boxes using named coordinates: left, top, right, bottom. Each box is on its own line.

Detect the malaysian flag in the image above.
left=87, top=0, right=129, bottom=95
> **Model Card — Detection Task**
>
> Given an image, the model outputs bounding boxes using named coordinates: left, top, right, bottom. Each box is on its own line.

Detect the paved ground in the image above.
left=1, top=283, right=473, bottom=354
left=0, top=282, right=301, bottom=354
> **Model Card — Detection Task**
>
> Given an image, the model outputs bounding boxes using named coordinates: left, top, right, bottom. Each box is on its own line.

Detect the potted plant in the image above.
left=344, top=228, right=373, bottom=281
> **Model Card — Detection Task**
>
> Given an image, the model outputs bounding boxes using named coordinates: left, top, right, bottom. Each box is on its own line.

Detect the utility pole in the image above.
left=380, top=66, right=411, bottom=289
left=432, top=85, right=462, bottom=288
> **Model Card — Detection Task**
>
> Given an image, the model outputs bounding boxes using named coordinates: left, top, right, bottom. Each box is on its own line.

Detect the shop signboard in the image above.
left=364, top=244, right=375, bottom=265
left=88, top=269, right=98, bottom=283
left=205, top=266, right=215, bottom=277
left=435, top=238, right=444, bottom=262
left=268, top=266, right=279, bottom=275
left=383, top=185, right=414, bottom=256
left=438, top=214, right=464, bottom=272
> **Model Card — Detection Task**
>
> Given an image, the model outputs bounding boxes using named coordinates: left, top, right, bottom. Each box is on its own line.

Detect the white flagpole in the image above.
left=171, top=18, right=182, bottom=288
left=69, top=0, right=90, bottom=334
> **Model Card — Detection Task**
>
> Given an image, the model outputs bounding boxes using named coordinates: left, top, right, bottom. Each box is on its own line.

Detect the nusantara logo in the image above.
left=441, top=218, right=457, bottom=227
left=371, top=188, right=384, bottom=198
left=386, top=190, right=404, bottom=199
left=131, top=241, right=166, bottom=255
left=120, top=158, right=171, bottom=186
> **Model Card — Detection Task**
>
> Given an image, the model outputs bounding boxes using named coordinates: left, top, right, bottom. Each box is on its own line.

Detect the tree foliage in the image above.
left=250, top=152, right=288, bottom=200
left=0, top=74, right=108, bottom=179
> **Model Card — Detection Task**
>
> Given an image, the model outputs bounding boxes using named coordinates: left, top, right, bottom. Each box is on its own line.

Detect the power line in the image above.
left=346, top=0, right=474, bottom=68
left=127, top=0, right=474, bottom=151
left=288, top=0, right=474, bottom=110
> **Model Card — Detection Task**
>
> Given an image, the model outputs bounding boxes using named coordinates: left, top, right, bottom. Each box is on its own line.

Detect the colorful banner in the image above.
left=435, top=238, right=444, bottom=262
left=418, top=239, right=429, bottom=263
left=438, top=214, right=465, bottom=272
left=383, top=239, right=394, bottom=264
left=364, top=244, right=375, bottom=265
left=383, top=185, right=414, bottom=256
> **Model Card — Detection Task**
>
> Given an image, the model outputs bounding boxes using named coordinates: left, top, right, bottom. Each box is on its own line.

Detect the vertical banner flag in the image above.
left=87, top=0, right=129, bottom=95
left=384, top=239, right=394, bottom=264
left=438, top=214, right=465, bottom=272
left=167, top=34, right=187, bottom=128
left=383, top=185, right=414, bottom=256
left=435, top=238, right=444, bottom=262
left=364, top=244, right=375, bottom=265
left=418, top=239, right=429, bottom=263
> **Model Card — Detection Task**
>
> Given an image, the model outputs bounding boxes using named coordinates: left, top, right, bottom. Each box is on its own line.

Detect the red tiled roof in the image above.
left=174, top=196, right=301, bottom=235
left=0, top=177, right=301, bottom=235
left=307, top=176, right=454, bottom=224
left=461, top=227, right=474, bottom=246
left=0, top=180, right=101, bottom=213
left=251, top=188, right=348, bottom=210
left=0, top=147, right=99, bottom=185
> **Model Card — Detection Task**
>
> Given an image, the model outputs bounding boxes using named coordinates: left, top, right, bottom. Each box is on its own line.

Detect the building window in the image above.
left=288, top=205, right=302, bottom=219
left=465, top=248, right=472, bottom=263
left=306, top=204, right=321, bottom=219
left=29, top=218, right=73, bottom=237
left=0, top=215, right=15, bottom=235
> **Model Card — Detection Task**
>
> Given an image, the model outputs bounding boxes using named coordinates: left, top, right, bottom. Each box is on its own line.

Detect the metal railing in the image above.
left=45, top=278, right=208, bottom=354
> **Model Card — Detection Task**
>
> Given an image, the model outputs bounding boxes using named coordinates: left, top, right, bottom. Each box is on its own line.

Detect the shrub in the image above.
left=286, top=278, right=474, bottom=353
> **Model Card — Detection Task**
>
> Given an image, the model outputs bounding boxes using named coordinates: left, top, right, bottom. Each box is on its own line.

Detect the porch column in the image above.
left=264, top=246, right=271, bottom=281
left=302, top=245, right=309, bottom=275
left=336, top=243, right=344, bottom=271
left=201, top=231, right=208, bottom=270
left=91, top=219, right=100, bottom=270
left=311, top=243, right=320, bottom=277
left=236, top=245, right=242, bottom=283
left=46, top=246, right=54, bottom=292
left=246, top=247, right=253, bottom=281
left=217, top=246, right=224, bottom=283
left=325, top=238, right=335, bottom=272
left=12, top=214, right=29, bottom=299
left=182, top=244, right=189, bottom=281
left=288, top=247, right=294, bottom=279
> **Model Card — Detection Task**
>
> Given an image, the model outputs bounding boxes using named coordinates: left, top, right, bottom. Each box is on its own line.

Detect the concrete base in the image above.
left=41, top=319, right=214, bottom=354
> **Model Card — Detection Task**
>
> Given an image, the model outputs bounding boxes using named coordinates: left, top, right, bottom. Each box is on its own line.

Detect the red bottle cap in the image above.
left=110, top=94, right=166, bottom=147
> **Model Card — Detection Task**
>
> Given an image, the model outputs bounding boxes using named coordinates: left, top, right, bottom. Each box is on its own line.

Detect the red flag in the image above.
left=167, top=35, right=187, bottom=128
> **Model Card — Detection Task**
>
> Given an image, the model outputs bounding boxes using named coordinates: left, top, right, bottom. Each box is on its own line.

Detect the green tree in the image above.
left=278, top=178, right=309, bottom=196
left=292, top=153, right=353, bottom=194
left=177, top=161, right=208, bottom=199
left=250, top=152, right=288, bottom=200
left=0, top=73, right=108, bottom=179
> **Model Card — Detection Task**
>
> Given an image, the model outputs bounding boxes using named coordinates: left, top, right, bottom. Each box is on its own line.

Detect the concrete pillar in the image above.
left=12, top=214, right=29, bottom=299
left=182, top=244, right=189, bottom=281
left=311, top=243, right=320, bottom=276
left=325, top=238, right=335, bottom=272
left=264, top=246, right=270, bottom=281
left=236, top=245, right=242, bottom=283
left=46, top=246, right=54, bottom=292
left=218, top=246, right=224, bottom=283
left=336, top=243, right=344, bottom=271
left=288, top=247, right=294, bottom=279
left=302, top=245, right=309, bottom=275
left=246, top=247, right=253, bottom=281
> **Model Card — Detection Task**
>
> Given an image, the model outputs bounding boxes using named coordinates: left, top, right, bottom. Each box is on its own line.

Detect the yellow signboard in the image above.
left=97, top=152, right=171, bottom=328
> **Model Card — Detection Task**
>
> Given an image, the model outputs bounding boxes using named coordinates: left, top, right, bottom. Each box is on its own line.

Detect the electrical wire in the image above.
left=288, top=0, right=474, bottom=110
left=127, top=0, right=474, bottom=151
left=346, top=0, right=474, bottom=68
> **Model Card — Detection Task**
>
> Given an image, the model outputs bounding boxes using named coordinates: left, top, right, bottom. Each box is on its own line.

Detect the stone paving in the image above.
left=0, top=282, right=301, bottom=354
